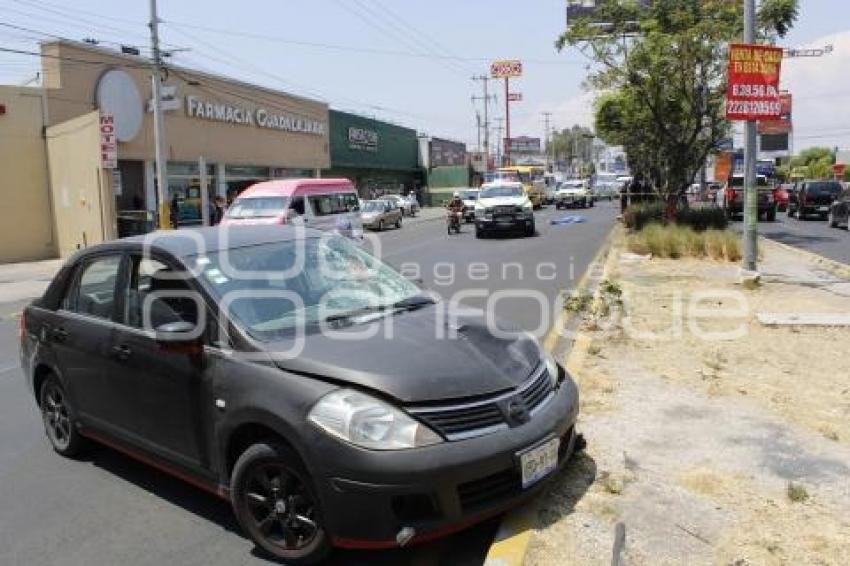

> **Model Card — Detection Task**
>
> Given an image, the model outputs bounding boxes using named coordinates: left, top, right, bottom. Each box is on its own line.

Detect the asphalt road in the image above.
left=731, top=208, right=850, bottom=265
left=0, top=202, right=617, bottom=566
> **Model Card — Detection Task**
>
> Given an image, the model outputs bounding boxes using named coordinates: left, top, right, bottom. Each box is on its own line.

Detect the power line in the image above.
left=368, top=0, right=473, bottom=70
left=160, top=18, right=581, bottom=66
left=12, top=0, right=146, bottom=27
left=0, top=45, right=152, bottom=68
left=331, top=0, right=468, bottom=78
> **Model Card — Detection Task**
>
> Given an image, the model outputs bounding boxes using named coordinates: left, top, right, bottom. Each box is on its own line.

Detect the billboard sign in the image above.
left=758, top=92, right=792, bottom=135
left=348, top=126, right=379, bottom=152
left=566, top=0, right=651, bottom=32
left=760, top=133, right=789, bottom=153
left=490, top=60, right=523, bottom=78
left=99, top=113, right=118, bottom=169
left=507, top=92, right=523, bottom=102
left=507, top=136, right=541, bottom=154
left=726, top=43, right=784, bottom=121
left=430, top=138, right=467, bottom=167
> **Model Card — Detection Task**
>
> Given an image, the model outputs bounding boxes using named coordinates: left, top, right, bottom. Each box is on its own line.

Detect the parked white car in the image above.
left=474, top=181, right=535, bottom=238
left=555, top=180, right=594, bottom=209
left=382, top=194, right=417, bottom=217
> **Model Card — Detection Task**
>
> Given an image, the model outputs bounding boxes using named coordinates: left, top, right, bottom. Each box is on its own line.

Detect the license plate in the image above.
left=496, top=215, right=513, bottom=223
left=819, top=206, right=829, bottom=212
left=519, top=438, right=559, bottom=489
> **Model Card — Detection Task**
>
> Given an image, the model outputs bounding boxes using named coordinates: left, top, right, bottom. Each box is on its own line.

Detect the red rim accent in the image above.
left=79, top=428, right=229, bottom=500
left=332, top=507, right=504, bottom=550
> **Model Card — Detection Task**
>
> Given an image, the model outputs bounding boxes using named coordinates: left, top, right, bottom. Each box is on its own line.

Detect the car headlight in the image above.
left=522, top=201, right=533, bottom=211
left=308, top=388, right=442, bottom=450
left=544, top=351, right=561, bottom=388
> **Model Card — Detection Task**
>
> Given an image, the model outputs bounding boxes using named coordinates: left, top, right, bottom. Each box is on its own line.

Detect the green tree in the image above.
left=548, top=125, right=595, bottom=173
left=790, top=147, right=835, bottom=179
left=557, top=0, right=799, bottom=206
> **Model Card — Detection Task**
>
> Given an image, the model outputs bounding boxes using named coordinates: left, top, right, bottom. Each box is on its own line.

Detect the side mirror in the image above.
left=155, top=320, right=203, bottom=354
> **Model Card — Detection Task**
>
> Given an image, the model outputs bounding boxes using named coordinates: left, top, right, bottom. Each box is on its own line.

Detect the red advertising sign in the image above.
left=725, top=43, right=784, bottom=121
left=490, top=60, right=523, bottom=78
left=834, top=164, right=846, bottom=178
left=507, top=92, right=523, bottom=102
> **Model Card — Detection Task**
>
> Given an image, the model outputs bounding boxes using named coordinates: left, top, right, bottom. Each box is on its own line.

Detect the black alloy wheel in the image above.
left=40, top=376, right=84, bottom=456
left=231, top=442, right=329, bottom=565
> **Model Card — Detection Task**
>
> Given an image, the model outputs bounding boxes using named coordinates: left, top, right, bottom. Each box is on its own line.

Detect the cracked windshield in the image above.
left=3, top=0, right=850, bottom=565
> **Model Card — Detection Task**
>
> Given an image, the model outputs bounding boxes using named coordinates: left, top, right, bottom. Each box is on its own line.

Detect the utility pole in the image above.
left=494, top=117, right=504, bottom=168
left=743, top=0, right=757, bottom=270
left=542, top=111, right=552, bottom=172
left=149, top=0, right=170, bottom=229
left=475, top=111, right=482, bottom=153
left=503, top=77, right=511, bottom=166
left=471, top=75, right=495, bottom=167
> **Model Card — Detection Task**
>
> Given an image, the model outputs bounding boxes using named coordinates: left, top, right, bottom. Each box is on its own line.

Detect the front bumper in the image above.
left=475, top=213, right=533, bottom=232
left=555, top=195, right=587, bottom=207
left=308, top=375, right=579, bottom=547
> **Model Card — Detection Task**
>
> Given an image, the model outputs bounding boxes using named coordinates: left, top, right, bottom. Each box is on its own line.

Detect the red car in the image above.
left=774, top=183, right=792, bottom=213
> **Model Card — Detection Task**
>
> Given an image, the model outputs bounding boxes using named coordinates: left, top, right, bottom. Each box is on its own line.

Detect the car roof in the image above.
left=73, top=225, right=324, bottom=261
left=236, top=178, right=354, bottom=198
left=481, top=181, right=523, bottom=189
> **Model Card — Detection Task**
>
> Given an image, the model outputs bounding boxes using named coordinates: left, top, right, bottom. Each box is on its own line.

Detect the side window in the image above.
left=290, top=196, right=305, bottom=216
left=66, top=255, right=122, bottom=320
left=309, top=193, right=356, bottom=216
left=343, top=192, right=359, bottom=212
left=124, top=256, right=198, bottom=330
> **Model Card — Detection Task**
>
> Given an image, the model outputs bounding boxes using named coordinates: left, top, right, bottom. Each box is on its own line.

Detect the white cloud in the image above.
left=782, top=30, right=850, bottom=151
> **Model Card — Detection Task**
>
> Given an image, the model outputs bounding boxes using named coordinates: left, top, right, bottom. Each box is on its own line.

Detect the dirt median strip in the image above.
left=525, top=229, right=850, bottom=565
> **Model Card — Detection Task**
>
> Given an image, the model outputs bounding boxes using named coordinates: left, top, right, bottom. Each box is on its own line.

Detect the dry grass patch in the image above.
left=627, top=224, right=741, bottom=262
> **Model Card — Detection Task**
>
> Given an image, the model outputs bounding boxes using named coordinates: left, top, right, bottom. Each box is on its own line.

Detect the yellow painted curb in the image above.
left=484, top=227, right=620, bottom=566
left=543, top=225, right=619, bottom=353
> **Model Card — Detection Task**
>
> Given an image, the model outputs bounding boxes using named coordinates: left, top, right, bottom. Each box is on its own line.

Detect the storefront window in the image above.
left=226, top=165, right=271, bottom=178
left=167, top=161, right=217, bottom=227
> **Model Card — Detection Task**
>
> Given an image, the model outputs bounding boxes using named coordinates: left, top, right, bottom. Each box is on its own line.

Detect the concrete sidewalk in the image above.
left=0, top=258, right=63, bottom=310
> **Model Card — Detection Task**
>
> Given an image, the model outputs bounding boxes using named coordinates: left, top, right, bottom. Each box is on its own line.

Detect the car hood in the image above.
left=361, top=212, right=380, bottom=220
left=557, top=188, right=585, bottom=195
left=266, top=305, right=542, bottom=403
left=477, top=196, right=527, bottom=208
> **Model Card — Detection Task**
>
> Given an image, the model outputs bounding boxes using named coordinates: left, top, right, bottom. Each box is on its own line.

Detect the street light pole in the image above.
left=149, top=0, right=170, bottom=229
left=743, top=0, right=758, bottom=270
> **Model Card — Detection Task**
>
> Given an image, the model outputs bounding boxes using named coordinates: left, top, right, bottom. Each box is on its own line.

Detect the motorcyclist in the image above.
left=446, top=192, right=464, bottom=215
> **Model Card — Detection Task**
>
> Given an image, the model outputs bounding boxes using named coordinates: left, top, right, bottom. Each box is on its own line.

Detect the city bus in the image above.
left=495, top=166, right=546, bottom=208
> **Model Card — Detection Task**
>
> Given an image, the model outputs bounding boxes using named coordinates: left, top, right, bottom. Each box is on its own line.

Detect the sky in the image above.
left=0, top=0, right=848, bottom=152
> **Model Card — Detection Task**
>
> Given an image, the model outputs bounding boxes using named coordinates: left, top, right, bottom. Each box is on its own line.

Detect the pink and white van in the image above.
left=220, top=178, right=362, bottom=236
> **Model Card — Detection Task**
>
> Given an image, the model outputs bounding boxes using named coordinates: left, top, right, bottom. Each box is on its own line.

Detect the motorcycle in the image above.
left=446, top=210, right=462, bottom=235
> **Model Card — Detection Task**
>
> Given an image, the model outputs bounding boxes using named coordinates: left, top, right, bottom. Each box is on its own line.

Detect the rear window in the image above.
left=308, top=192, right=360, bottom=216
left=807, top=182, right=842, bottom=194
left=729, top=177, right=769, bottom=188
left=226, top=197, right=288, bottom=219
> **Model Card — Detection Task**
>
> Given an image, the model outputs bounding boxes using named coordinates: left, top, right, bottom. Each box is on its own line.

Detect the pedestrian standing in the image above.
left=212, top=196, right=226, bottom=225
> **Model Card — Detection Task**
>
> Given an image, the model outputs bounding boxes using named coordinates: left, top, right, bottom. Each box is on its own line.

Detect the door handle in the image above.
left=111, top=344, right=132, bottom=361
left=51, top=327, right=68, bottom=342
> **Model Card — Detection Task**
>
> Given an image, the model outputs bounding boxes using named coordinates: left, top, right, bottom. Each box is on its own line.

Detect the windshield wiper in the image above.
left=322, top=296, right=435, bottom=324
left=391, top=295, right=436, bottom=311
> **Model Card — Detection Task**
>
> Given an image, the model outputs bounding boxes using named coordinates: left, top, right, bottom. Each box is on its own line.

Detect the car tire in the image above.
left=39, top=374, right=85, bottom=457
left=475, top=226, right=483, bottom=239
left=377, top=219, right=384, bottom=231
left=525, top=221, right=535, bottom=237
left=829, top=209, right=838, bottom=228
left=766, top=207, right=776, bottom=222
left=396, top=217, right=402, bottom=229
left=231, top=442, right=331, bottom=566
